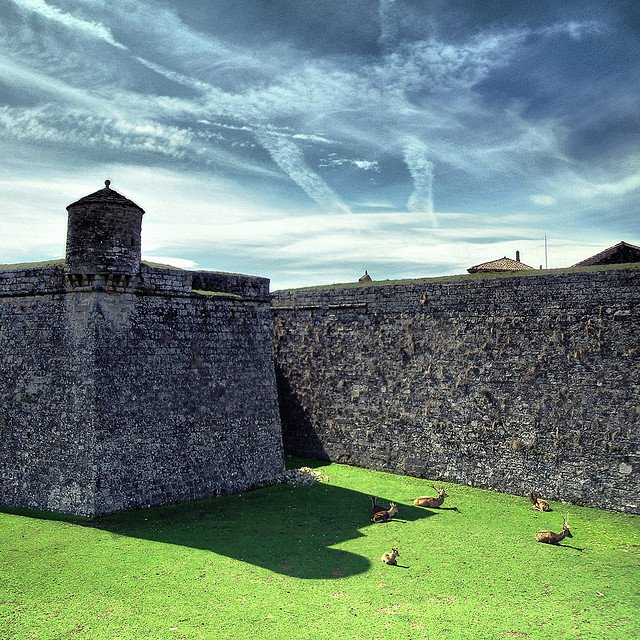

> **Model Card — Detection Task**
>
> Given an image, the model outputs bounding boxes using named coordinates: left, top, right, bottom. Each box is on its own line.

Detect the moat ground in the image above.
left=1, top=459, right=638, bottom=640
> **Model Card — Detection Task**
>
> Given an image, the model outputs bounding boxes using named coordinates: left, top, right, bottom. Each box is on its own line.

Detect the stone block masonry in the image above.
left=91, top=290, right=283, bottom=514
left=272, top=268, right=639, bottom=513
left=0, top=270, right=284, bottom=516
left=0, top=292, right=97, bottom=514
left=0, top=181, right=284, bottom=517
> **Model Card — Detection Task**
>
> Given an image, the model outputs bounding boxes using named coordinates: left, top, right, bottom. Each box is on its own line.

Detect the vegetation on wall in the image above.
left=277, top=262, right=640, bottom=292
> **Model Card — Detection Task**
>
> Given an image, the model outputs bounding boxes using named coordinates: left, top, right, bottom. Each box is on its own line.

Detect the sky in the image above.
left=0, top=0, right=638, bottom=290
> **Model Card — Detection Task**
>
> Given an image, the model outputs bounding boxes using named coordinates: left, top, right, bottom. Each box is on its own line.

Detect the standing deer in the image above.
left=413, top=485, right=448, bottom=508
left=527, top=491, right=551, bottom=512
left=536, top=516, right=573, bottom=545
left=381, top=548, right=400, bottom=565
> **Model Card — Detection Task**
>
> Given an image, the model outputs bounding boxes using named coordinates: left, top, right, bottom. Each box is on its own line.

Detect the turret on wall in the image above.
left=0, top=181, right=284, bottom=516
left=65, top=180, right=144, bottom=280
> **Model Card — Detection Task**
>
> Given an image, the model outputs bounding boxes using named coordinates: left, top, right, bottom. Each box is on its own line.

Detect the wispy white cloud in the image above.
left=570, top=171, right=640, bottom=198
left=115, top=56, right=351, bottom=206
left=530, top=194, right=557, bottom=207
left=378, top=0, right=398, bottom=48
left=541, top=20, right=604, bottom=40
left=0, top=105, right=191, bottom=158
left=291, top=133, right=333, bottom=144
left=403, top=137, right=436, bottom=223
left=379, top=31, right=523, bottom=95
left=526, top=167, right=640, bottom=212
left=0, top=52, right=120, bottom=114
left=9, top=0, right=128, bottom=49
left=143, top=256, right=198, bottom=270
left=377, top=19, right=603, bottom=95
left=162, top=208, right=559, bottom=289
left=102, top=0, right=261, bottom=73
left=134, top=56, right=212, bottom=92
left=253, top=128, right=351, bottom=213
left=319, top=155, right=379, bottom=171
left=0, top=105, right=283, bottom=179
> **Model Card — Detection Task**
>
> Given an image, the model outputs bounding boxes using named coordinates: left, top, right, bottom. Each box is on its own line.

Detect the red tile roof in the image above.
left=467, top=256, right=534, bottom=274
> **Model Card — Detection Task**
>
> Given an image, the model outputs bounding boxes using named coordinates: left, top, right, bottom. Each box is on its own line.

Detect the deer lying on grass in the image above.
left=536, top=517, right=573, bottom=545
left=528, top=491, right=551, bottom=512
left=370, top=496, right=398, bottom=523
left=413, top=485, right=448, bottom=508
left=370, top=495, right=385, bottom=518
left=381, top=548, right=400, bottom=565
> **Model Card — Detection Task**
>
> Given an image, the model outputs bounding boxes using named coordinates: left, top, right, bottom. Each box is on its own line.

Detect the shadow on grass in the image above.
left=92, top=483, right=434, bottom=579
left=2, top=482, right=434, bottom=579
left=555, top=544, right=585, bottom=551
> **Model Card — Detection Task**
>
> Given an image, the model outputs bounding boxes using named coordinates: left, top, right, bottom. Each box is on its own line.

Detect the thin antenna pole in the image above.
left=544, top=234, right=548, bottom=269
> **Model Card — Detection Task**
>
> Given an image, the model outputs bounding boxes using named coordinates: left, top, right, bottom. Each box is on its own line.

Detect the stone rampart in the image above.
left=0, top=276, right=283, bottom=516
left=0, top=265, right=66, bottom=297
left=191, top=270, right=270, bottom=300
left=0, top=179, right=285, bottom=517
left=272, top=268, right=639, bottom=512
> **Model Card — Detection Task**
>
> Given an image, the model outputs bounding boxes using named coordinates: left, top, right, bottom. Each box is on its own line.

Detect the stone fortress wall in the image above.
left=1, top=180, right=637, bottom=517
left=272, top=268, right=639, bottom=513
left=0, top=184, right=284, bottom=517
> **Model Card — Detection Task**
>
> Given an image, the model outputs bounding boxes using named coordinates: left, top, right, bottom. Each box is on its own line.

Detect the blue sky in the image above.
left=0, top=0, right=638, bottom=289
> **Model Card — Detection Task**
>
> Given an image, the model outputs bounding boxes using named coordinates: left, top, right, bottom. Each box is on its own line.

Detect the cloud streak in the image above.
left=9, top=0, right=128, bottom=49
left=403, top=138, right=436, bottom=223
left=0, top=0, right=636, bottom=288
left=378, top=0, right=398, bottom=48
left=253, top=128, right=351, bottom=213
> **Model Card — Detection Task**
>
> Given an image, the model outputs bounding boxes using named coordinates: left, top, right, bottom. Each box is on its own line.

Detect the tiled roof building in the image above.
left=467, top=251, right=534, bottom=274
left=573, top=241, right=640, bottom=267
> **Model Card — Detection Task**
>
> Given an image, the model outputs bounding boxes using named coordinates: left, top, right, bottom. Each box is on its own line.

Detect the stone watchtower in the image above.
left=0, top=181, right=284, bottom=517
left=65, top=179, right=144, bottom=286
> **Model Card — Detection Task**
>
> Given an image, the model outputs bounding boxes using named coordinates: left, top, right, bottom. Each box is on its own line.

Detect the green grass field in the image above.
left=1, top=459, right=638, bottom=640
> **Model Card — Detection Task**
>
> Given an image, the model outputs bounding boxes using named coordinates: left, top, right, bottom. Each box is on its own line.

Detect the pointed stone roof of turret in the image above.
left=67, top=180, right=145, bottom=212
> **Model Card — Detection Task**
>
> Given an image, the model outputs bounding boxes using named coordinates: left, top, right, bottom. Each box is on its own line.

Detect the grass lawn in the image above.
left=1, top=459, right=638, bottom=640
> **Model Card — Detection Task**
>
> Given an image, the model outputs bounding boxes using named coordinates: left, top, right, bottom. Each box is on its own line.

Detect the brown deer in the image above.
left=381, top=548, right=400, bottom=565
left=370, top=496, right=395, bottom=517
left=536, top=516, right=573, bottom=545
left=370, top=497, right=398, bottom=523
left=413, top=485, right=448, bottom=508
left=527, top=491, right=551, bottom=512
left=370, top=495, right=385, bottom=518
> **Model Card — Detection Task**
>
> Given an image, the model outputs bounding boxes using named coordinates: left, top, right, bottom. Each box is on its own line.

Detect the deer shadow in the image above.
left=554, top=543, right=585, bottom=551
